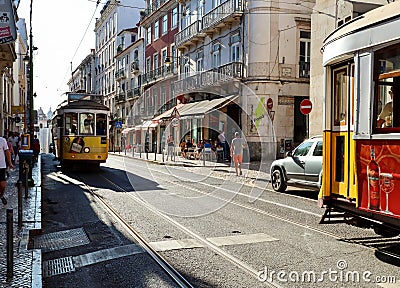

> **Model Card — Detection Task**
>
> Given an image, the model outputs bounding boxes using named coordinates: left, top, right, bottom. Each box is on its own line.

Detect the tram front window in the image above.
left=96, top=113, right=107, bottom=135
left=80, top=113, right=94, bottom=135
left=65, top=113, right=78, bottom=135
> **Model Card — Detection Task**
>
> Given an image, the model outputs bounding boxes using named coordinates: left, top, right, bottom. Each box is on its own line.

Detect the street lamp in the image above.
left=27, top=0, right=34, bottom=149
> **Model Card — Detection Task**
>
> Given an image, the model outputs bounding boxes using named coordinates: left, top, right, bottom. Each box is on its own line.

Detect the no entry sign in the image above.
left=300, top=99, right=312, bottom=115
left=266, top=97, right=273, bottom=110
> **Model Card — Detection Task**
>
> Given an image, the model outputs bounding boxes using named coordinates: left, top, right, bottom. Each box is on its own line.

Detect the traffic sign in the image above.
left=266, top=98, right=273, bottom=110
left=300, top=99, right=312, bottom=115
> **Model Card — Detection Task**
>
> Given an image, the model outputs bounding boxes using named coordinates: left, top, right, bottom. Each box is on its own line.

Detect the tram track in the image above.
left=113, top=157, right=400, bottom=263
left=72, top=173, right=195, bottom=288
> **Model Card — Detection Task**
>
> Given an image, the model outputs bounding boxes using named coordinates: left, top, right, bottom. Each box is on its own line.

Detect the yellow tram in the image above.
left=51, top=92, right=109, bottom=169
left=319, top=2, right=400, bottom=236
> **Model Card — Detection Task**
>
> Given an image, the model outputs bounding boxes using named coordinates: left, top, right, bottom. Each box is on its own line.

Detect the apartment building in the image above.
left=94, top=0, right=140, bottom=149
left=165, top=0, right=315, bottom=159
left=138, top=0, right=179, bottom=153
left=68, top=50, right=96, bottom=94
left=115, top=27, right=144, bottom=150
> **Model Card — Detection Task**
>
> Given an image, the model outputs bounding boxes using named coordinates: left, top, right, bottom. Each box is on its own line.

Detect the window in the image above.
left=162, top=14, right=168, bottom=35
left=96, top=114, right=107, bottom=135
left=65, top=113, right=78, bottom=135
left=299, top=31, right=311, bottom=78
left=292, top=141, right=313, bottom=157
left=172, top=7, right=178, bottom=28
left=147, top=26, right=152, bottom=45
left=197, top=0, right=204, bottom=18
left=212, top=43, right=221, bottom=68
left=80, top=113, right=94, bottom=135
left=196, top=50, right=203, bottom=72
left=374, top=44, right=400, bottom=131
left=231, top=33, right=240, bottom=62
left=313, top=141, right=323, bottom=156
left=333, top=67, right=348, bottom=126
left=154, top=20, right=159, bottom=40
left=146, top=57, right=151, bottom=73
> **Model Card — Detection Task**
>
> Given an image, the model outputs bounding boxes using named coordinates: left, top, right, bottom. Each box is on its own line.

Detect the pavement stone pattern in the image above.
left=0, top=157, right=41, bottom=288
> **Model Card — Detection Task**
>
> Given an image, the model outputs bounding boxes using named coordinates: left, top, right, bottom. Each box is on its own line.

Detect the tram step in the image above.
left=319, top=208, right=352, bottom=224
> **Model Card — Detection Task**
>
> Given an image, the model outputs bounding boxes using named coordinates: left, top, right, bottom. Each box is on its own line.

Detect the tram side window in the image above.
left=80, top=113, right=94, bottom=135
left=96, top=113, right=107, bottom=135
left=374, top=44, right=400, bottom=131
left=65, top=113, right=78, bottom=135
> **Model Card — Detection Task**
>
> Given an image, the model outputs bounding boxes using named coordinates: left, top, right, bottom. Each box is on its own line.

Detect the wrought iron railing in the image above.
left=173, top=62, right=243, bottom=94
left=202, top=0, right=243, bottom=31
left=299, top=61, right=310, bottom=78
left=175, top=20, right=201, bottom=48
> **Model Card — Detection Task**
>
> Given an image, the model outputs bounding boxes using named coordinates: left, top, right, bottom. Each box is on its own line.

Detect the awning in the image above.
left=152, top=103, right=184, bottom=121
left=179, top=95, right=237, bottom=119
left=140, top=120, right=158, bottom=130
left=122, top=127, right=135, bottom=134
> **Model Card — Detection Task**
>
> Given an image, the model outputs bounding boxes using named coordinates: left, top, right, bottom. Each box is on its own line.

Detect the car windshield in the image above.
left=292, top=141, right=313, bottom=156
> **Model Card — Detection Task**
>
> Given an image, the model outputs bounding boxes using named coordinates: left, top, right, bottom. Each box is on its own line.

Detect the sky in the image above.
left=17, top=0, right=102, bottom=113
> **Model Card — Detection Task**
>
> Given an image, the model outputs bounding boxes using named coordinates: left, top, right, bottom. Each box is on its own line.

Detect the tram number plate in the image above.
left=101, top=137, right=107, bottom=144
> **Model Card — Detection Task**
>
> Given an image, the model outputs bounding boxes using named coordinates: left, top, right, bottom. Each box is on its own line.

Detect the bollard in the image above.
left=146, top=149, right=148, bottom=160
left=154, top=148, right=157, bottom=161
left=24, top=164, right=29, bottom=199
left=203, top=152, right=206, bottom=166
left=132, top=146, right=135, bottom=157
left=6, top=209, right=13, bottom=280
left=162, top=149, right=164, bottom=162
left=139, top=146, right=142, bottom=158
left=17, top=180, right=23, bottom=229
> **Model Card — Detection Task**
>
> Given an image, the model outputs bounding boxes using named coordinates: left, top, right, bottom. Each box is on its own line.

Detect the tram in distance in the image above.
left=319, top=1, right=400, bottom=237
left=51, top=92, right=110, bottom=169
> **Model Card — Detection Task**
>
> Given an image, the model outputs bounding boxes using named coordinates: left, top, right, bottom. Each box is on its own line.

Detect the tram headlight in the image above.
left=84, top=147, right=90, bottom=153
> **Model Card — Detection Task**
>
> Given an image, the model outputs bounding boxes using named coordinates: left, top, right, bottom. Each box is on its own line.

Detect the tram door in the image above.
left=329, top=64, right=357, bottom=199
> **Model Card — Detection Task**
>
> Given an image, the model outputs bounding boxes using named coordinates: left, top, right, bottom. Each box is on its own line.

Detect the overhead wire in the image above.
left=57, top=1, right=100, bottom=91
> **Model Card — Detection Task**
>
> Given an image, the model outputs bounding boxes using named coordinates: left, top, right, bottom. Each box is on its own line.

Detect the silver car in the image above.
left=270, top=136, right=323, bottom=192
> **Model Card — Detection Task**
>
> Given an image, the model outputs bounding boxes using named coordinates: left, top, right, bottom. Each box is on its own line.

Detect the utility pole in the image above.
left=28, top=0, right=34, bottom=149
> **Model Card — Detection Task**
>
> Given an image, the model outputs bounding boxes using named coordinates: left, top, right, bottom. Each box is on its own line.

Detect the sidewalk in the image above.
left=111, top=149, right=273, bottom=184
left=0, top=157, right=42, bottom=288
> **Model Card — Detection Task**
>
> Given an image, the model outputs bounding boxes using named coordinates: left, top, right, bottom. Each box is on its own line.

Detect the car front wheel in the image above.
left=271, top=168, right=287, bottom=192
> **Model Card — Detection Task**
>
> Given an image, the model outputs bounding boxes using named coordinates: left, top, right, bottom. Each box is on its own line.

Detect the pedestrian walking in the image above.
left=166, top=135, right=175, bottom=161
left=0, top=136, right=14, bottom=205
left=230, top=132, right=246, bottom=176
left=33, top=135, right=40, bottom=162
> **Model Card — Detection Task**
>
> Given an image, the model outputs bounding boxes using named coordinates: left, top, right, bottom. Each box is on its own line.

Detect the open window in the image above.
left=374, top=44, right=400, bottom=132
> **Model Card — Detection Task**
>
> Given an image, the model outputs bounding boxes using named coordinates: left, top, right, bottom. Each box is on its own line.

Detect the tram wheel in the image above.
left=373, top=226, right=400, bottom=238
left=271, top=168, right=287, bottom=192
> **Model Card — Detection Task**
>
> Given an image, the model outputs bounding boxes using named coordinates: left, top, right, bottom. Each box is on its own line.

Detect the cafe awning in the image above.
left=122, top=127, right=135, bottom=134
left=152, top=103, right=184, bottom=121
left=179, top=95, right=237, bottom=119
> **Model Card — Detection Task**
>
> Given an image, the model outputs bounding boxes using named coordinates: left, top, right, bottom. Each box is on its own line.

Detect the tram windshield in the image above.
left=374, top=44, right=400, bottom=130
left=80, top=113, right=95, bottom=135
left=96, top=114, right=107, bottom=135
left=65, top=113, right=78, bottom=135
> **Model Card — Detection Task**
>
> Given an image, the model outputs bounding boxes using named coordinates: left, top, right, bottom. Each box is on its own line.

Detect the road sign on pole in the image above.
left=300, top=99, right=312, bottom=115
left=266, top=98, right=273, bottom=110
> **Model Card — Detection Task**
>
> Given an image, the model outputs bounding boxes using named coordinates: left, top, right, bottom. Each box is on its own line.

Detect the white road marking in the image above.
left=73, top=244, right=144, bottom=268
left=149, top=233, right=278, bottom=252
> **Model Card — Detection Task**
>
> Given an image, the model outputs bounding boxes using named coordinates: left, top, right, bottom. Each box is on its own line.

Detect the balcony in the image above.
left=115, top=68, right=126, bottom=80
left=202, top=0, right=243, bottom=33
left=175, top=20, right=204, bottom=49
left=115, top=93, right=126, bottom=103
left=142, top=66, right=169, bottom=85
left=299, top=61, right=310, bottom=78
left=173, top=62, right=243, bottom=95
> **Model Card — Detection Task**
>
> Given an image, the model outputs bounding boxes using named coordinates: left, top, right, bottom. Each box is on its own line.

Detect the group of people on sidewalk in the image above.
left=165, top=131, right=246, bottom=176
left=0, top=132, right=41, bottom=206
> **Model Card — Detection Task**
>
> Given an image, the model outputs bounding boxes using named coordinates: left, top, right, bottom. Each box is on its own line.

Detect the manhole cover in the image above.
left=34, top=227, right=90, bottom=251
left=43, top=256, right=75, bottom=277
